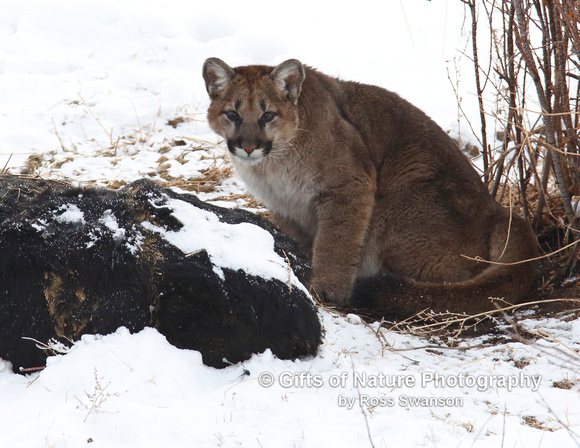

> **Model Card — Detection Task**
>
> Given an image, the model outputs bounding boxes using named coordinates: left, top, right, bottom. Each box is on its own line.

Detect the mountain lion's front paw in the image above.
left=309, top=278, right=351, bottom=307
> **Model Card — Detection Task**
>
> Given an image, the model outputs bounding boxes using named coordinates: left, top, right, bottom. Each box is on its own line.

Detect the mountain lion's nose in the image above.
left=241, top=144, right=256, bottom=154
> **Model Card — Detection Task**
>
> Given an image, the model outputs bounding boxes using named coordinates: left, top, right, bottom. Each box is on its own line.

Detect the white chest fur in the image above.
left=232, top=156, right=318, bottom=233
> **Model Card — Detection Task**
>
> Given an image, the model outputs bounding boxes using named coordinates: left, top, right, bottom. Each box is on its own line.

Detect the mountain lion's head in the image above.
left=202, top=58, right=305, bottom=165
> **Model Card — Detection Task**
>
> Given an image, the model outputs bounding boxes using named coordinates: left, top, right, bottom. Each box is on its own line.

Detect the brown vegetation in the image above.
left=461, top=0, right=580, bottom=295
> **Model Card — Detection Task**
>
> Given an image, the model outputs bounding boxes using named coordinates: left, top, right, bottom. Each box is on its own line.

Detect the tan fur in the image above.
left=202, top=58, right=538, bottom=316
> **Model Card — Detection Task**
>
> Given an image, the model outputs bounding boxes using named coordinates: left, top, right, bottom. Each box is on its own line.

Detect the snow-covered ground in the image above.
left=1, top=1, right=579, bottom=446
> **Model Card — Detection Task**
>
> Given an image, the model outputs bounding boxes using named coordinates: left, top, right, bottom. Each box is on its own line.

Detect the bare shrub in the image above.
left=463, top=0, right=580, bottom=282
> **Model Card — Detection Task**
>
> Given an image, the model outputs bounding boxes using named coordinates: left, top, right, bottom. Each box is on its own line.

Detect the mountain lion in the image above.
left=202, top=57, right=538, bottom=316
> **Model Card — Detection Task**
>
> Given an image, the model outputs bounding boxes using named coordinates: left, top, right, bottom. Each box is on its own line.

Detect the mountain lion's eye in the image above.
left=226, top=111, right=240, bottom=122
left=261, top=112, right=276, bottom=123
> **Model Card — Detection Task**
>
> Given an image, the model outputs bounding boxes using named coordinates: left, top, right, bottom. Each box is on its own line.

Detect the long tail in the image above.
left=351, top=214, right=539, bottom=317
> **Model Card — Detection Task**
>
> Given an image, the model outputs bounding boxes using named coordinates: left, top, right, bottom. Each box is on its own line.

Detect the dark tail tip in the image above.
left=351, top=272, right=404, bottom=309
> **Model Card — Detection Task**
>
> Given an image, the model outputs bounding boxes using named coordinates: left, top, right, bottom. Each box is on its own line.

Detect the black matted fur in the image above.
left=0, top=175, right=321, bottom=373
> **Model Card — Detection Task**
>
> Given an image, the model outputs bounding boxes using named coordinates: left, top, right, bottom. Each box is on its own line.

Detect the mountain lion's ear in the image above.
left=270, top=59, right=305, bottom=105
left=203, top=58, right=236, bottom=99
